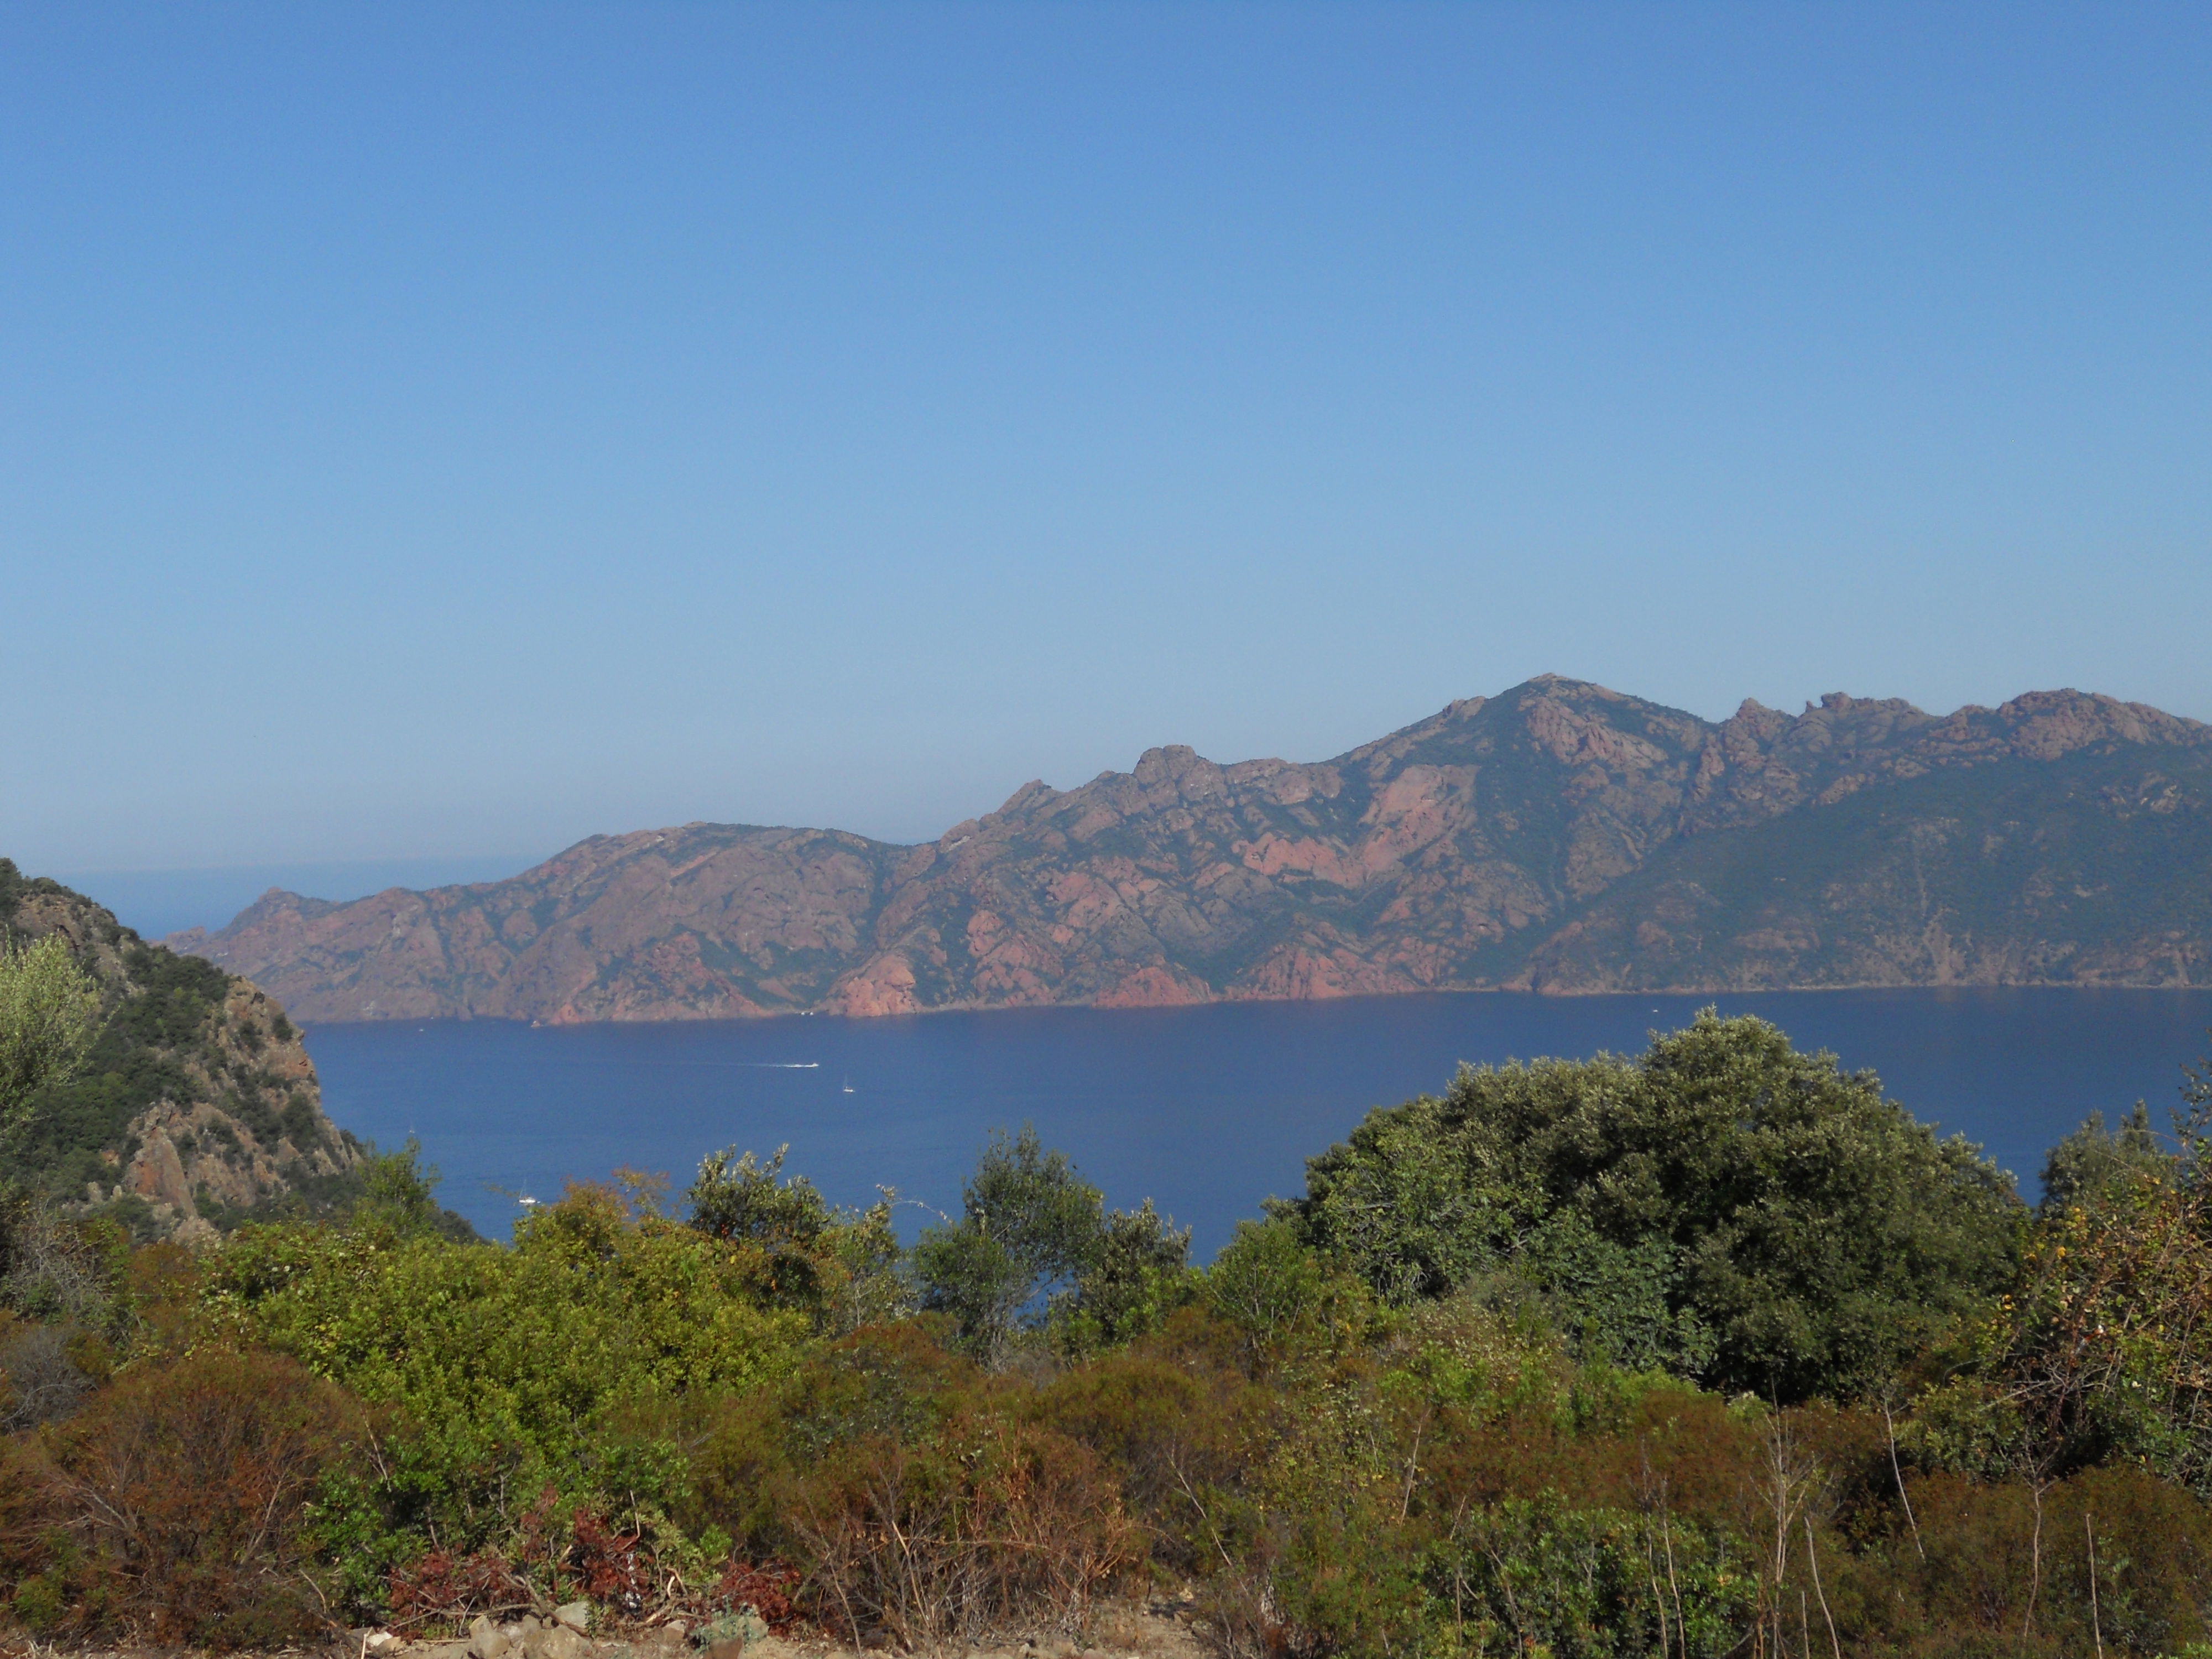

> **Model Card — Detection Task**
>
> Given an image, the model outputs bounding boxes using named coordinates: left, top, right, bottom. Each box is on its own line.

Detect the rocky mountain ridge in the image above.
left=1, top=860, right=361, bottom=1241
left=168, top=677, right=2212, bottom=1022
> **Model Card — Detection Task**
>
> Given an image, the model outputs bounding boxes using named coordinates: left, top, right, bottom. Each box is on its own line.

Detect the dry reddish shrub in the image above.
left=781, top=1411, right=1139, bottom=1648
left=708, top=1559, right=801, bottom=1631
left=387, top=1545, right=536, bottom=1626
left=0, top=1431, right=68, bottom=1588
left=567, top=1508, right=651, bottom=1612
left=34, top=1345, right=361, bottom=1647
left=1825, top=1463, right=2212, bottom=1656
left=719, top=1322, right=1143, bottom=1646
left=387, top=1484, right=660, bottom=1625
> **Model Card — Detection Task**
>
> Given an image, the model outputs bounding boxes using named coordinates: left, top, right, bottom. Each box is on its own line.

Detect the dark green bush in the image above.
left=914, top=1126, right=1191, bottom=1362
left=1288, top=1010, right=2022, bottom=1401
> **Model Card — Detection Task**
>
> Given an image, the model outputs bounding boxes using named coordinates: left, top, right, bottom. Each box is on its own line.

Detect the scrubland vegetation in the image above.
left=7, top=1010, right=2212, bottom=1656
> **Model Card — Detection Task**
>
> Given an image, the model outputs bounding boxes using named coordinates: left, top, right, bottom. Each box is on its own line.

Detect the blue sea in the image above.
left=304, top=989, right=2212, bottom=1255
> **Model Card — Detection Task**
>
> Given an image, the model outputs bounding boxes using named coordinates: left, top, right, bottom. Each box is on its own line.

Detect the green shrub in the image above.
left=200, top=1183, right=813, bottom=1567
left=1288, top=1010, right=2022, bottom=1401
left=0, top=933, right=103, bottom=1147
left=913, top=1126, right=1105, bottom=1360
left=912, top=1128, right=1196, bottom=1365
left=687, top=1146, right=905, bottom=1328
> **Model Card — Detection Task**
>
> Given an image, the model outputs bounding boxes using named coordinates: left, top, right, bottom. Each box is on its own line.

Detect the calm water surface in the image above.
left=304, top=989, right=2212, bottom=1253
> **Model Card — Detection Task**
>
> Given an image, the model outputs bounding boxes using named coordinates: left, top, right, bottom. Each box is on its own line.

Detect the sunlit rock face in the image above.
left=172, top=679, right=2212, bottom=1021
left=3, top=868, right=358, bottom=1241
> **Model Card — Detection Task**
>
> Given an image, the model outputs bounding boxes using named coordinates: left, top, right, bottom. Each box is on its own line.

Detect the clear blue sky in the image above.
left=7, top=3, right=2209, bottom=902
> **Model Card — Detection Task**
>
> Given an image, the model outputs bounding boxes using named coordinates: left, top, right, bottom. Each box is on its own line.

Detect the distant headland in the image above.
left=168, top=676, right=2212, bottom=1021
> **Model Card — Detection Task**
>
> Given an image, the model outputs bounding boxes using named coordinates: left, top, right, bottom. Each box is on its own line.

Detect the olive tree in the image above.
left=0, top=933, right=103, bottom=1151
left=912, top=1125, right=1190, bottom=1361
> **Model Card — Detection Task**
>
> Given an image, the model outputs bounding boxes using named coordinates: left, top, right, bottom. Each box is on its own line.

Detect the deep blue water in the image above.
left=303, top=989, right=2212, bottom=1255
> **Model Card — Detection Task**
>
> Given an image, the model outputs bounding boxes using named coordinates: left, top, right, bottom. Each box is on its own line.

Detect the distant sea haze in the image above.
left=170, top=677, right=2212, bottom=1025
left=58, top=857, right=540, bottom=943
left=309, top=986, right=2212, bottom=1254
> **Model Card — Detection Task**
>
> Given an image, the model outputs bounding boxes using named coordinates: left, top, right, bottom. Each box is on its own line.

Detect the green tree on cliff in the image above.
left=0, top=933, right=103, bottom=1151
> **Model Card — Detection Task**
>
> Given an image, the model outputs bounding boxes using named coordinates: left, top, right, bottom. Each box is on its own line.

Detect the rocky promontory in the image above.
left=1, top=860, right=361, bottom=1241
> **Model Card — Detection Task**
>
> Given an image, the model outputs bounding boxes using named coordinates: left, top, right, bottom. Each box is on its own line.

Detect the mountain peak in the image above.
left=165, top=681, right=2212, bottom=1021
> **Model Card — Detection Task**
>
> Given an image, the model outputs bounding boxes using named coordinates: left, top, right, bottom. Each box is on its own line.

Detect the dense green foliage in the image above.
left=11, top=941, right=295, bottom=1203
left=0, top=935, right=103, bottom=1146
left=202, top=1187, right=811, bottom=1593
left=1288, top=1011, right=2023, bottom=1400
left=2040, top=1100, right=2173, bottom=1214
left=686, top=1146, right=903, bottom=1324
left=911, top=1126, right=1192, bottom=1360
left=1920, top=1070, right=2212, bottom=1501
left=4, top=1011, right=2212, bottom=1657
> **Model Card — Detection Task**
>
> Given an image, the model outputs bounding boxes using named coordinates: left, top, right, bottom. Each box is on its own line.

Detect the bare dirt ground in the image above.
left=0, top=1599, right=1211, bottom=1659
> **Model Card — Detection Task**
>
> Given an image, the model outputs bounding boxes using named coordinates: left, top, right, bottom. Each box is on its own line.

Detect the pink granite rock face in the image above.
left=170, top=678, right=2212, bottom=1020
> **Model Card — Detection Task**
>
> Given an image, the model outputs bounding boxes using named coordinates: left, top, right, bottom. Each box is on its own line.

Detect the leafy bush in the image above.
left=2040, top=1102, right=2172, bottom=1215
left=1934, top=1095, right=2212, bottom=1495
left=1055, top=1200, right=1194, bottom=1354
left=913, top=1126, right=1107, bottom=1360
left=0, top=934, right=103, bottom=1148
left=1288, top=1010, right=2022, bottom=1401
left=686, top=1145, right=905, bottom=1328
left=201, top=1182, right=813, bottom=1571
left=349, top=1136, right=480, bottom=1242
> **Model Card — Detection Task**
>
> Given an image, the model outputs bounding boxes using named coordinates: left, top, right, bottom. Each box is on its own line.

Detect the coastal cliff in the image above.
left=1, top=860, right=361, bottom=1240
left=169, top=677, right=2212, bottom=1021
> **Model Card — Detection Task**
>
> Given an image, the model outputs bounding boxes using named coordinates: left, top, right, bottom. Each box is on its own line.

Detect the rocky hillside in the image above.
left=169, top=678, right=2212, bottom=1021
left=1, top=860, right=363, bottom=1241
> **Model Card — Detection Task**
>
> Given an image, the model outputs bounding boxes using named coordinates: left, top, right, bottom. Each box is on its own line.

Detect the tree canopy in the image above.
left=1286, top=1008, right=2023, bottom=1400
left=910, top=1125, right=1189, bottom=1360
left=0, top=933, right=103, bottom=1151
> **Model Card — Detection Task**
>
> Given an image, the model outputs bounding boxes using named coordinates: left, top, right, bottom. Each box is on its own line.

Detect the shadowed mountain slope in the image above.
left=168, top=679, right=2212, bottom=1021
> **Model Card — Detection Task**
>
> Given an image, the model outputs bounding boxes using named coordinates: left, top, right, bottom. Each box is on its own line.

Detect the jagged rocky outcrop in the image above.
left=169, top=679, right=2212, bottom=1021
left=1, top=861, right=361, bottom=1241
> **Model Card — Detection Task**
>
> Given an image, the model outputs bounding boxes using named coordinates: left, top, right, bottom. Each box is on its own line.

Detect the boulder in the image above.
left=526, top=1624, right=591, bottom=1659
left=694, top=1608, right=767, bottom=1650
